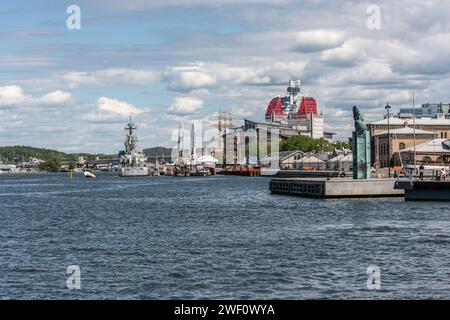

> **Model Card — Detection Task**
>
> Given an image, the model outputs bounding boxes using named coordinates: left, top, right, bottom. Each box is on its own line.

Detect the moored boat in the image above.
left=118, top=116, right=149, bottom=177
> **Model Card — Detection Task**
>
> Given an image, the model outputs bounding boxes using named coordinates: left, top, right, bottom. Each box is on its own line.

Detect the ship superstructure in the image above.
left=119, top=116, right=149, bottom=177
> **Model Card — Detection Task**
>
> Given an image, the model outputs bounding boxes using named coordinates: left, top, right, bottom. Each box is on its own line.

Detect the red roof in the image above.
left=297, top=96, right=318, bottom=118
left=265, top=95, right=318, bottom=120
left=265, top=97, right=284, bottom=120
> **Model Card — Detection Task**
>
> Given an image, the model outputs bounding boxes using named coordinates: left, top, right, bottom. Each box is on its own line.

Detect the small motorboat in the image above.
left=84, top=171, right=96, bottom=179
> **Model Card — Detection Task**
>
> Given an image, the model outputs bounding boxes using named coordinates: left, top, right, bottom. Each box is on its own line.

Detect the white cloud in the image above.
left=97, top=97, right=148, bottom=116
left=0, top=86, right=73, bottom=107
left=167, top=97, right=203, bottom=115
left=318, top=38, right=367, bottom=68
left=0, top=85, right=29, bottom=106
left=293, top=30, right=346, bottom=53
left=82, top=97, right=149, bottom=122
left=91, top=0, right=293, bottom=11
left=163, top=61, right=306, bottom=93
left=63, top=68, right=160, bottom=88
left=164, top=64, right=216, bottom=91
left=39, top=90, right=73, bottom=105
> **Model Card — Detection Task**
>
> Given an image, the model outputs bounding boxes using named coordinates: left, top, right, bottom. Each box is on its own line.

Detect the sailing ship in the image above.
left=173, top=124, right=190, bottom=176
left=173, top=122, right=216, bottom=177
left=188, top=123, right=211, bottom=176
left=118, top=116, right=149, bottom=177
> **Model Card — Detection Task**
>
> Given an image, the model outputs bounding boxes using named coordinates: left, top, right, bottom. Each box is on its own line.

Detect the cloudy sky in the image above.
left=1, top=0, right=449, bottom=153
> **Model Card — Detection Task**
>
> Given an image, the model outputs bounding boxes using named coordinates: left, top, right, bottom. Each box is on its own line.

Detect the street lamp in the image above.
left=385, top=103, right=392, bottom=178
left=434, top=140, right=437, bottom=166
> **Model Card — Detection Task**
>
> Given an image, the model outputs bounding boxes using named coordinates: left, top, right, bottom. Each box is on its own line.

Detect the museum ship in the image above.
left=118, top=116, right=149, bottom=177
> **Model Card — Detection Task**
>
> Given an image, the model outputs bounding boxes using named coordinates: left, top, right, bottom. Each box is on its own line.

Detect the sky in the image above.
left=1, top=0, right=450, bottom=153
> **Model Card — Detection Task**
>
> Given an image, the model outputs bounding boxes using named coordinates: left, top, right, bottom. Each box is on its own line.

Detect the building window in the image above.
left=423, top=156, right=432, bottom=164
left=399, top=143, right=406, bottom=150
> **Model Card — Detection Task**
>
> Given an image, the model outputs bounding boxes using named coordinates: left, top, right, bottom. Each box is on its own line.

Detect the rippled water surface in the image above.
left=1, top=172, right=450, bottom=299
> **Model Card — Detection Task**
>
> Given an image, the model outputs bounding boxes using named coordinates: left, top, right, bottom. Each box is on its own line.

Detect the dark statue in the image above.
left=353, top=106, right=368, bottom=137
left=352, top=106, right=371, bottom=179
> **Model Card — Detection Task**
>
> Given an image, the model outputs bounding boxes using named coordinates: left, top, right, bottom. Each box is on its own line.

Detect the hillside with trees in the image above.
left=0, top=146, right=115, bottom=163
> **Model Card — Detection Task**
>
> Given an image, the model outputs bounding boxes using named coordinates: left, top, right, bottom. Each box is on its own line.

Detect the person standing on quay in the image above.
left=440, top=168, right=447, bottom=182
left=419, top=164, right=424, bottom=181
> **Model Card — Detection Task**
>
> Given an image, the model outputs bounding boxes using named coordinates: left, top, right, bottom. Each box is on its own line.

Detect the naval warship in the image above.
left=118, top=116, right=149, bottom=177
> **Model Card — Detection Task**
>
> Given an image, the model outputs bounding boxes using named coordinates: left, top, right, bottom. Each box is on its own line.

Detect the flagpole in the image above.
left=413, top=89, right=417, bottom=179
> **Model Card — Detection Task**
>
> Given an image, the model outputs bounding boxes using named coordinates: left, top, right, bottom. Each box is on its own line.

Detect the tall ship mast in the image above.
left=118, top=116, right=149, bottom=177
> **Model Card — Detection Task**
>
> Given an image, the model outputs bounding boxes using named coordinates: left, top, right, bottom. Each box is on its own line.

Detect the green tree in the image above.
left=332, top=141, right=352, bottom=150
left=39, top=158, right=61, bottom=172
left=280, top=135, right=333, bottom=152
left=68, top=160, right=77, bottom=171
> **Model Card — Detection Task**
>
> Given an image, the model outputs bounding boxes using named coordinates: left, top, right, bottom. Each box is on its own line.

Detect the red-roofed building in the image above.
left=263, top=80, right=328, bottom=140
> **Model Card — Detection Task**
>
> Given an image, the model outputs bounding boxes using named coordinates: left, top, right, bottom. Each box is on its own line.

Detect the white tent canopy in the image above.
left=196, top=155, right=219, bottom=163
left=328, top=154, right=353, bottom=163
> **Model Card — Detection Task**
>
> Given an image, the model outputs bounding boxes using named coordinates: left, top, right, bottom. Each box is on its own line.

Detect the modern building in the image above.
left=398, top=103, right=450, bottom=118
left=264, top=80, right=332, bottom=140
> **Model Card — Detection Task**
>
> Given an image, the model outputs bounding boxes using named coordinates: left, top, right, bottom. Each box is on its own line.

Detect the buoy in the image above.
left=84, top=171, right=96, bottom=179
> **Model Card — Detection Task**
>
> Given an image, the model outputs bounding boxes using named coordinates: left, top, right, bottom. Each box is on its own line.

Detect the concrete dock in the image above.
left=270, top=178, right=404, bottom=198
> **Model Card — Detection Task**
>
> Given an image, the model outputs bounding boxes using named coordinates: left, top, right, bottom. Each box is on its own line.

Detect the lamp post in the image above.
left=434, top=140, right=437, bottom=166
left=385, top=103, right=392, bottom=178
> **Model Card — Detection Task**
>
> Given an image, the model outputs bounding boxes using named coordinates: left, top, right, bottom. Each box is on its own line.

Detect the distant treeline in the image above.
left=0, top=146, right=115, bottom=163
left=280, top=136, right=351, bottom=152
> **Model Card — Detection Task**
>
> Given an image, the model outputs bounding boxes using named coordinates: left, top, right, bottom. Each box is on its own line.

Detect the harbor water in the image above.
left=1, top=173, right=450, bottom=299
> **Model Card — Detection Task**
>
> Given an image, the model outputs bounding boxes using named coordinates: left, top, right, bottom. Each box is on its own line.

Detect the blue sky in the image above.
left=1, top=0, right=450, bottom=153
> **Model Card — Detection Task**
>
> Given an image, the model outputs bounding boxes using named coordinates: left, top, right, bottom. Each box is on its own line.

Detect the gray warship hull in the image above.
left=119, top=166, right=149, bottom=177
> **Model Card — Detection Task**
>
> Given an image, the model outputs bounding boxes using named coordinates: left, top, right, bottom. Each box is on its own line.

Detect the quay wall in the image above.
left=270, top=178, right=404, bottom=198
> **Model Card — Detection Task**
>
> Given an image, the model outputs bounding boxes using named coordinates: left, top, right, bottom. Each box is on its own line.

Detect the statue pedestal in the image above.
left=352, top=130, right=371, bottom=179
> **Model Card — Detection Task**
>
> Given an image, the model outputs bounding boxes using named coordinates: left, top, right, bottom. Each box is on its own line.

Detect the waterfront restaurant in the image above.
left=368, top=116, right=450, bottom=167
left=372, top=127, right=437, bottom=167
left=394, top=139, right=450, bottom=166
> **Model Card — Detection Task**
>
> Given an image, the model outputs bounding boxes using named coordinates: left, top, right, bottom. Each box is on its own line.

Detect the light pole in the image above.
left=434, top=140, right=437, bottom=166
left=385, top=103, right=392, bottom=178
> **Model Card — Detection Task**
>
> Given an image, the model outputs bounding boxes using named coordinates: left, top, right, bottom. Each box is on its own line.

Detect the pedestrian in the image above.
left=419, top=164, right=424, bottom=181
left=441, top=168, right=447, bottom=182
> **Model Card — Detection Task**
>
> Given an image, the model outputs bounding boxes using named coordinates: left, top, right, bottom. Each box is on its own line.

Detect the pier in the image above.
left=395, top=180, right=450, bottom=201
left=270, top=178, right=404, bottom=198
left=219, top=167, right=261, bottom=177
left=273, top=170, right=350, bottom=178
